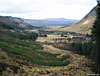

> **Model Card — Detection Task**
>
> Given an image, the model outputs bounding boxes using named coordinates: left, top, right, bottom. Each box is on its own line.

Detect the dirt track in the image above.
left=0, top=44, right=94, bottom=76
left=34, top=44, right=94, bottom=76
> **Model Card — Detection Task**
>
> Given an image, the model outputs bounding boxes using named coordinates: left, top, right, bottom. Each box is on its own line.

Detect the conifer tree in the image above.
left=91, top=0, right=100, bottom=74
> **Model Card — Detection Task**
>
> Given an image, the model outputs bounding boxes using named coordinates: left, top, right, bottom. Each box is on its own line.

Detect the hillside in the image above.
left=23, top=18, right=78, bottom=27
left=0, top=20, right=95, bottom=76
left=53, top=6, right=97, bottom=34
left=0, top=16, right=35, bottom=30
left=0, top=27, right=71, bottom=76
left=0, top=32, right=94, bottom=76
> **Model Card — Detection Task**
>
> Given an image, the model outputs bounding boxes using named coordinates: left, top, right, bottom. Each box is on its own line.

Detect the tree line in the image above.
left=91, top=0, right=100, bottom=74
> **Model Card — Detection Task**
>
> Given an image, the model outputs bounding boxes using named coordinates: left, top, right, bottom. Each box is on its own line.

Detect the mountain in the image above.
left=58, top=6, right=97, bottom=34
left=0, top=16, right=35, bottom=30
left=23, top=18, right=78, bottom=27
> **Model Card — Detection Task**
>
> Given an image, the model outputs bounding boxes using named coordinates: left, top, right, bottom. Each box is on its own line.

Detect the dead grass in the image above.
left=36, top=44, right=94, bottom=76
left=0, top=44, right=94, bottom=76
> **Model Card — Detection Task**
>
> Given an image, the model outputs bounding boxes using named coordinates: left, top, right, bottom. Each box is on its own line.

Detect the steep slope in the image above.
left=57, top=6, right=97, bottom=34
left=0, top=16, right=34, bottom=30
left=23, top=18, right=78, bottom=27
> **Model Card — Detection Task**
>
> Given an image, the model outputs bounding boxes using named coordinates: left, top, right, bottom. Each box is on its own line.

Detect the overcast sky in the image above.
left=0, top=0, right=97, bottom=20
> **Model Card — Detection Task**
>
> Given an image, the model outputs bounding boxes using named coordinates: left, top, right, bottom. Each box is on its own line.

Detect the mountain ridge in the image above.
left=0, top=16, right=35, bottom=30
left=22, top=18, right=78, bottom=27
left=54, top=6, right=97, bottom=34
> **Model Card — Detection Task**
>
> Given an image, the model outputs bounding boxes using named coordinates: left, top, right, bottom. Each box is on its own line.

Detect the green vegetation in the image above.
left=0, top=30, right=38, bottom=41
left=0, top=22, right=14, bottom=30
left=68, top=43, right=94, bottom=57
left=91, top=1, right=100, bottom=74
left=56, top=42, right=94, bottom=57
left=0, top=42, right=69, bottom=66
left=39, top=33, right=47, bottom=37
left=0, top=30, right=69, bottom=66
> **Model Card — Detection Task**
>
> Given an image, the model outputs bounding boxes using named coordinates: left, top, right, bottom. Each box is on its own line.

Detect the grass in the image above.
left=0, top=42, right=69, bottom=66
left=0, top=30, right=70, bottom=66
left=0, top=37, right=42, bottom=50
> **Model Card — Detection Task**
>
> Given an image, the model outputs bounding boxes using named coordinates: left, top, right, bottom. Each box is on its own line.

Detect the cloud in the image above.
left=0, top=0, right=97, bottom=20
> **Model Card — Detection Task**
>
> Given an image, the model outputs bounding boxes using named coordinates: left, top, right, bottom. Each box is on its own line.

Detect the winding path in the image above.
left=31, top=44, right=94, bottom=76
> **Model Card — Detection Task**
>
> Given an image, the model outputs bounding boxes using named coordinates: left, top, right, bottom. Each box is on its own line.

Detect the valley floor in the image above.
left=36, top=44, right=94, bottom=76
left=0, top=44, right=94, bottom=76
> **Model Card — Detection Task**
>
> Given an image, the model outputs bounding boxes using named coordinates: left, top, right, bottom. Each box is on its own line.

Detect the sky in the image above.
left=0, top=0, right=97, bottom=20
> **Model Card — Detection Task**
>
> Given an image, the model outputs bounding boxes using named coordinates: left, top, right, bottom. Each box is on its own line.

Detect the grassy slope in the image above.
left=0, top=30, right=94, bottom=76
left=0, top=30, right=69, bottom=66
left=47, top=6, right=96, bottom=34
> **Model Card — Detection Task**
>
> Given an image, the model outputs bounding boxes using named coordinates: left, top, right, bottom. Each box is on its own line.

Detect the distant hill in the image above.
left=57, top=6, right=97, bottom=34
left=0, top=16, right=35, bottom=30
left=22, top=18, right=78, bottom=27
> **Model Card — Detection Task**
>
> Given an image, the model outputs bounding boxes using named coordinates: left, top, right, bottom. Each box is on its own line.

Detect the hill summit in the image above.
left=57, top=6, right=97, bottom=34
